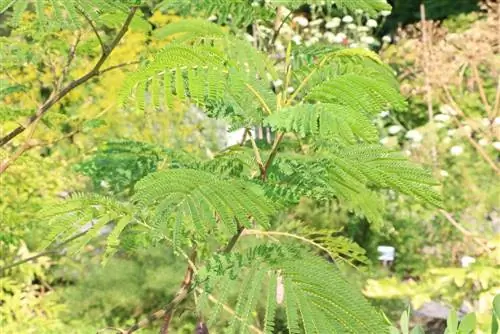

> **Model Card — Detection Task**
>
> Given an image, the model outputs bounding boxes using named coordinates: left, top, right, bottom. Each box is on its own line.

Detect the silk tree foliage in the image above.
left=2, top=0, right=443, bottom=332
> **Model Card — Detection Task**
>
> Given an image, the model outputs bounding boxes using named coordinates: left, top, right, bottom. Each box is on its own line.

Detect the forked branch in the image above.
left=0, top=6, right=138, bottom=151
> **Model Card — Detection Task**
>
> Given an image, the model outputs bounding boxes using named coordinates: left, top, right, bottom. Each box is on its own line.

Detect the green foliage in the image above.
left=39, top=193, right=133, bottom=261
left=132, top=169, right=278, bottom=246
left=0, top=0, right=132, bottom=28
left=75, top=140, right=169, bottom=195
left=1, top=0, right=450, bottom=332
left=196, top=243, right=388, bottom=333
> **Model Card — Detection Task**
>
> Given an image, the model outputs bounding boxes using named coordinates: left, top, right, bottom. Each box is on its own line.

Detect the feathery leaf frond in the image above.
left=196, top=243, right=388, bottom=333
left=132, top=169, right=277, bottom=247
left=39, top=193, right=133, bottom=260
left=266, top=103, right=379, bottom=145
left=0, top=0, right=131, bottom=28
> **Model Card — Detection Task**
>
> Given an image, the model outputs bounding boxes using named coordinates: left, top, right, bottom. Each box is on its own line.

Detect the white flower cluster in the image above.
left=257, top=7, right=391, bottom=56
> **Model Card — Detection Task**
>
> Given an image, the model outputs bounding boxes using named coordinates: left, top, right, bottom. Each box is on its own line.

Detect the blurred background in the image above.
left=1, top=0, right=499, bottom=333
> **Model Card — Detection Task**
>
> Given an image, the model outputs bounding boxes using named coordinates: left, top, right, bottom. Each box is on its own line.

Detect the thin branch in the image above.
left=0, top=6, right=138, bottom=150
left=78, top=7, right=107, bottom=54
left=439, top=209, right=491, bottom=254
left=245, top=83, right=272, bottom=115
left=125, top=249, right=197, bottom=334
left=285, top=55, right=329, bottom=105
left=0, top=105, right=113, bottom=174
left=420, top=4, right=438, bottom=167
left=99, top=60, right=141, bottom=74
left=493, top=76, right=500, bottom=118
left=58, top=31, right=82, bottom=90
left=125, top=223, right=246, bottom=334
left=262, top=132, right=285, bottom=179
left=442, top=87, right=499, bottom=174
left=224, top=225, right=245, bottom=253
left=196, top=288, right=264, bottom=334
left=247, top=129, right=266, bottom=177
left=470, top=62, right=493, bottom=119
left=0, top=114, right=42, bottom=174
left=271, top=7, right=293, bottom=46
left=242, top=229, right=341, bottom=265
left=0, top=231, right=87, bottom=274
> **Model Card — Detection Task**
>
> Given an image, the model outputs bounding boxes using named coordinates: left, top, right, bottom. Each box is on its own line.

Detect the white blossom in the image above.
left=325, top=17, right=341, bottom=29
left=405, top=129, right=423, bottom=142
left=380, top=10, right=391, bottom=17
left=450, top=145, right=464, bottom=156
left=244, top=34, right=255, bottom=42
left=357, top=26, right=370, bottom=32
left=366, top=19, right=378, bottom=28
left=286, top=86, right=295, bottom=93
left=324, top=31, right=335, bottom=43
left=355, top=9, right=363, bottom=14
left=478, top=138, right=488, bottom=146
left=291, top=35, right=302, bottom=45
left=434, top=114, right=450, bottom=122
left=382, top=35, right=392, bottom=43
left=273, top=79, right=283, bottom=88
left=494, top=117, right=500, bottom=125
left=349, top=43, right=359, bottom=48
left=342, top=15, right=353, bottom=23
left=293, top=16, right=309, bottom=27
left=388, top=125, right=402, bottom=134
left=493, top=142, right=500, bottom=151
left=309, top=19, right=323, bottom=26
left=207, top=15, right=218, bottom=21
left=380, top=110, right=390, bottom=118
left=333, top=32, right=346, bottom=43
left=460, top=256, right=476, bottom=268
left=274, top=41, right=285, bottom=52
left=347, top=23, right=357, bottom=30
left=440, top=104, right=457, bottom=115
left=440, top=170, right=449, bottom=177
left=361, top=36, right=375, bottom=44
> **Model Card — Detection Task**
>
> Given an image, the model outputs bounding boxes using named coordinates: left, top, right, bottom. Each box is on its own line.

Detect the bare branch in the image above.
left=125, top=250, right=197, bottom=334
left=247, top=129, right=266, bottom=177
left=0, top=231, right=87, bottom=274
left=99, top=60, right=140, bottom=74
left=0, top=6, right=138, bottom=151
left=78, top=7, right=106, bottom=54
left=58, top=31, right=82, bottom=89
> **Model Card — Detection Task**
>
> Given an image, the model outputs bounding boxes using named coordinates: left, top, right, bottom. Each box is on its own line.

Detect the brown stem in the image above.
left=247, top=130, right=266, bottom=177
left=262, top=132, right=285, bottom=180
left=125, top=223, right=246, bottom=334
left=58, top=31, right=82, bottom=90
left=0, top=6, right=138, bottom=150
left=439, top=209, right=491, bottom=254
left=470, top=62, right=493, bottom=119
left=420, top=4, right=438, bottom=167
left=78, top=7, right=107, bottom=54
left=125, top=249, right=196, bottom=334
left=0, top=231, right=88, bottom=274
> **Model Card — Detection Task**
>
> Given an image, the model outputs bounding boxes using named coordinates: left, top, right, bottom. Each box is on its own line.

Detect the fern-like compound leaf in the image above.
left=132, top=169, right=277, bottom=247
left=1, top=0, right=131, bottom=28
left=39, top=193, right=133, bottom=258
left=266, top=103, right=379, bottom=145
left=196, top=243, right=388, bottom=333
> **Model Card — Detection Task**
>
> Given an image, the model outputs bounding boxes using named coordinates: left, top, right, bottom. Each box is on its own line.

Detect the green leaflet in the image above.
left=1, top=0, right=130, bottom=28
left=132, top=169, right=277, bottom=247
left=265, top=103, right=379, bottom=144
left=195, top=244, right=388, bottom=333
